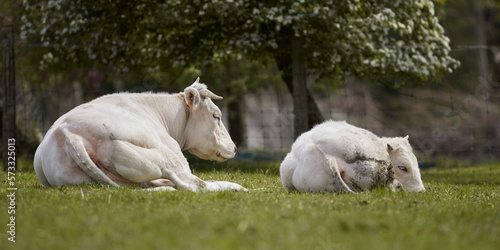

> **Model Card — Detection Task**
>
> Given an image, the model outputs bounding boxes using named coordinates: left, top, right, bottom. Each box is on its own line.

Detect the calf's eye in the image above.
left=397, top=165, right=408, bottom=172
left=213, top=114, right=221, bottom=121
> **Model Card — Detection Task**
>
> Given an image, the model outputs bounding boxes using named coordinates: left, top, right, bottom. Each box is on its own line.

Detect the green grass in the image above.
left=422, top=161, right=500, bottom=185
left=1, top=161, right=499, bottom=250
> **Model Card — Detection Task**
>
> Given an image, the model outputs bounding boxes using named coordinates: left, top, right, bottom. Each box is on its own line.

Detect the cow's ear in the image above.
left=387, top=142, right=402, bottom=154
left=184, top=87, right=201, bottom=109
left=387, top=143, right=395, bottom=153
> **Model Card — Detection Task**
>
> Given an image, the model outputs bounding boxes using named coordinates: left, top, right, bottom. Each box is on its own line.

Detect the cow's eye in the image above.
left=213, top=114, right=221, bottom=121
left=397, top=165, right=408, bottom=172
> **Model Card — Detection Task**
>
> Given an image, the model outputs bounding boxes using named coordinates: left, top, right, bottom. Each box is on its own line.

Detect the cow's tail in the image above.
left=60, top=123, right=120, bottom=187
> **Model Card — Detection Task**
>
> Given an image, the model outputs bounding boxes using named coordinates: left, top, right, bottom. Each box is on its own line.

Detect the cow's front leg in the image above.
left=390, top=179, right=405, bottom=192
left=105, top=138, right=247, bottom=192
left=203, top=181, right=248, bottom=192
left=145, top=176, right=248, bottom=192
left=154, top=141, right=247, bottom=192
left=101, top=139, right=200, bottom=191
left=160, top=169, right=248, bottom=192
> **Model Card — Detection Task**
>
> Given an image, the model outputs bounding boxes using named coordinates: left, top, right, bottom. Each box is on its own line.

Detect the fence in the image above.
left=237, top=79, right=499, bottom=163
left=8, top=60, right=500, bottom=164
left=2, top=38, right=500, bottom=180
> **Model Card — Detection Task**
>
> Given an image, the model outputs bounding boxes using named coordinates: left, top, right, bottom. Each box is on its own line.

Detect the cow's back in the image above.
left=310, top=121, right=386, bottom=162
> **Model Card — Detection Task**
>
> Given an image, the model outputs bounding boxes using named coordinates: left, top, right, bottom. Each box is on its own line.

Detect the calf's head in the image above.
left=386, top=136, right=426, bottom=192
left=183, top=78, right=236, bottom=161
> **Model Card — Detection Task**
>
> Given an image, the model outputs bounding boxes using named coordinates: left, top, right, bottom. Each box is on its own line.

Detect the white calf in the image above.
left=34, top=78, right=247, bottom=192
left=280, top=120, right=425, bottom=193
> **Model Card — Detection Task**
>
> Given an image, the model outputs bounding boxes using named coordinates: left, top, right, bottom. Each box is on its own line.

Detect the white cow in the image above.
left=280, top=120, right=426, bottom=193
left=34, top=78, right=247, bottom=192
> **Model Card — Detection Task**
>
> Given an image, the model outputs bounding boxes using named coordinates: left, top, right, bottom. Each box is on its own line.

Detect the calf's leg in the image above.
left=291, top=143, right=353, bottom=193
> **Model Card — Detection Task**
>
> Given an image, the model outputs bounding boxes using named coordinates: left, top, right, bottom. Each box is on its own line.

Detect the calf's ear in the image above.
left=184, top=87, right=201, bottom=109
left=387, top=143, right=400, bottom=154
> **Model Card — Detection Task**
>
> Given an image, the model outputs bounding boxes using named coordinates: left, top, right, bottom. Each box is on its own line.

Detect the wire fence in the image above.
left=9, top=58, right=500, bottom=162
left=237, top=80, right=499, bottom=162
left=3, top=39, right=500, bottom=186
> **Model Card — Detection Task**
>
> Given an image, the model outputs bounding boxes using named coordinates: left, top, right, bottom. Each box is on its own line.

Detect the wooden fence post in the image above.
left=2, top=26, right=16, bottom=171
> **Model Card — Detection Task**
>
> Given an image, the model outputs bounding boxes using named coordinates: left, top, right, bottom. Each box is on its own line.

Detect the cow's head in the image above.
left=183, top=77, right=236, bottom=161
left=386, top=136, right=426, bottom=192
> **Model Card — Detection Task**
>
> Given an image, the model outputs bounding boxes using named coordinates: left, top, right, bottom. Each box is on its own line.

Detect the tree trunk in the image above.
left=292, top=36, right=308, bottom=138
left=275, top=28, right=323, bottom=136
left=279, top=73, right=323, bottom=131
left=2, top=26, right=16, bottom=171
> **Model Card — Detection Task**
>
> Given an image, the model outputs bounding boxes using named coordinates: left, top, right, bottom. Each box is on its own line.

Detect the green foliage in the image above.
left=21, top=0, right=459, bottom=85
left=1, top=162, right=499, bottom=249
left=200, top=58, right=286, bottom=100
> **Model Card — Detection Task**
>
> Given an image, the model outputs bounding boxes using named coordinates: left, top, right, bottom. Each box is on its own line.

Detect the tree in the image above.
left=22, top=0, right=459, bottom=138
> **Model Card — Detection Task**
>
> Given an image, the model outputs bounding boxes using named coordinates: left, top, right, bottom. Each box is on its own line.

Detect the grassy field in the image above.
left=1, top=160, right=499, bottom=250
